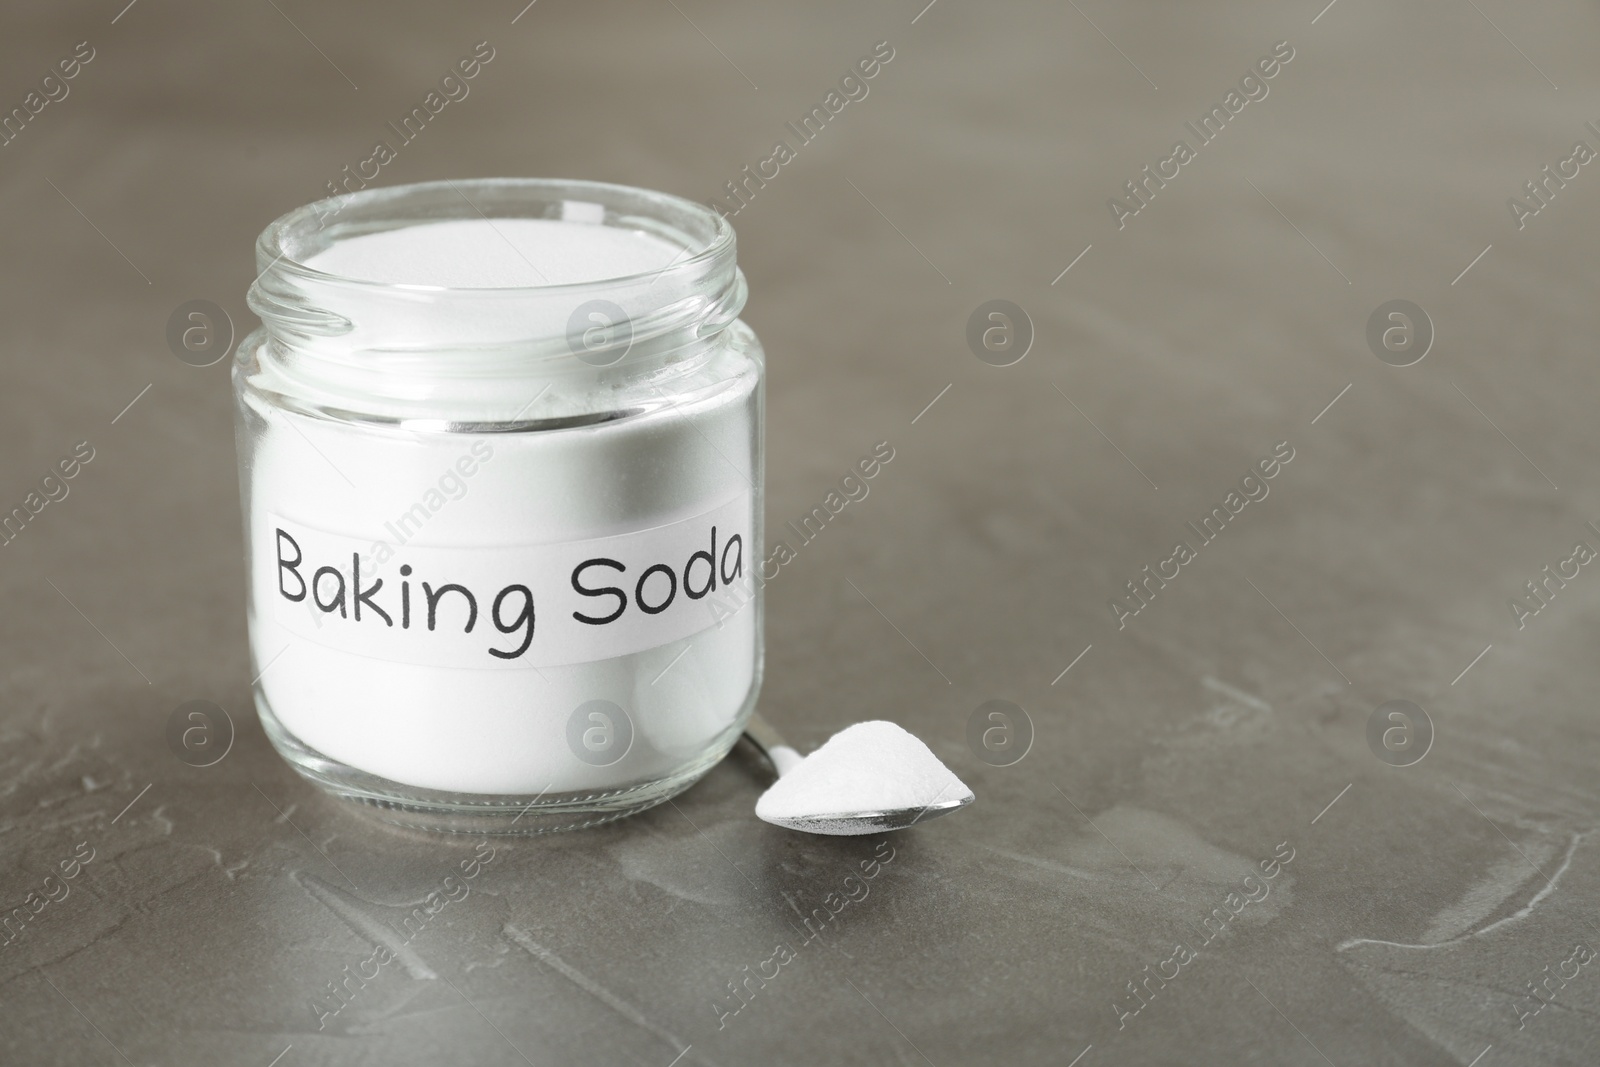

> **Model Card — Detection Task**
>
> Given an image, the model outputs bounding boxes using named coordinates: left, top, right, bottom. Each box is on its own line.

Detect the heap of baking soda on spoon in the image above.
left=744, top=715, right=974, bottom=836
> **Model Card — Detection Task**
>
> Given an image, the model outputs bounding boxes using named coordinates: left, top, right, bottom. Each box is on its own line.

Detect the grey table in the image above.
left=4, top=2, right=1599, bottom=1064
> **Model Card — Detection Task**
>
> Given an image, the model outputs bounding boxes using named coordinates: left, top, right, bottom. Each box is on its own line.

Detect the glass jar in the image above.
left=234, top=178, right=764, bottom=834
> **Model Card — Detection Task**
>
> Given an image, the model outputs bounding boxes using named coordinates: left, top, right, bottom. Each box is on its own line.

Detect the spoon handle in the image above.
left=743, top=712, right=804, bottom=776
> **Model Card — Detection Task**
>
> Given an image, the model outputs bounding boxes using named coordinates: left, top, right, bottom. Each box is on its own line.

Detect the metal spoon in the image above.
left=742, top=712, right=974, bottom=835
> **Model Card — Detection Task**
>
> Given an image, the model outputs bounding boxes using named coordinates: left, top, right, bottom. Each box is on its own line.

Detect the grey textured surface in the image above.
left=3, top=2, right=1600, bottom=1064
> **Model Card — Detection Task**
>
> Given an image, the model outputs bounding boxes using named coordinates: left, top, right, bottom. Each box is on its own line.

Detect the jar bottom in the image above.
left=253, top=691, right=753, bottom=835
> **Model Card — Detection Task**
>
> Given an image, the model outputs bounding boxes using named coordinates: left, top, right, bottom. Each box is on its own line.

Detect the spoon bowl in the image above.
left=743, top=713, right=974, bottom=836
left=759, top=793, right=974, bottom=836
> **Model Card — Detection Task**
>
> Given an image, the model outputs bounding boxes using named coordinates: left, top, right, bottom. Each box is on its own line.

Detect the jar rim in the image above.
left=256, top=176, right=735, bottom=295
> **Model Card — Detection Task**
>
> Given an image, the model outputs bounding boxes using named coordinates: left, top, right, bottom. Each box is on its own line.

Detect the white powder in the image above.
left=242, top=216, right=760, bottom=797
left=308, top=218, right=683, bottom=288
left=754, top=721, right=973, bottom=825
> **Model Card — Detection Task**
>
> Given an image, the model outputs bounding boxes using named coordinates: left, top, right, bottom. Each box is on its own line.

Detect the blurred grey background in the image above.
left=4, top=1, right=1600, bottom=1064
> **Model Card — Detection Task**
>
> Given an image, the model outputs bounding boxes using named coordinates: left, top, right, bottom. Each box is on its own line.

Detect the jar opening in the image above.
left=242, top=179, right=748, bottom=425
left=261, top=177, right=733, bottom=293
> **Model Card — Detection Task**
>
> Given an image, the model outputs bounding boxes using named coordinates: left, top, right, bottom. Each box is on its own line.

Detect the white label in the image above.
left=260, top=493, right=752, bottom=669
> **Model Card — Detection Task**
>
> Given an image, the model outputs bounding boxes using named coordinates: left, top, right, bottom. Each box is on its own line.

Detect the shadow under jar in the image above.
left=234, top=178, right=765, bottom=834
